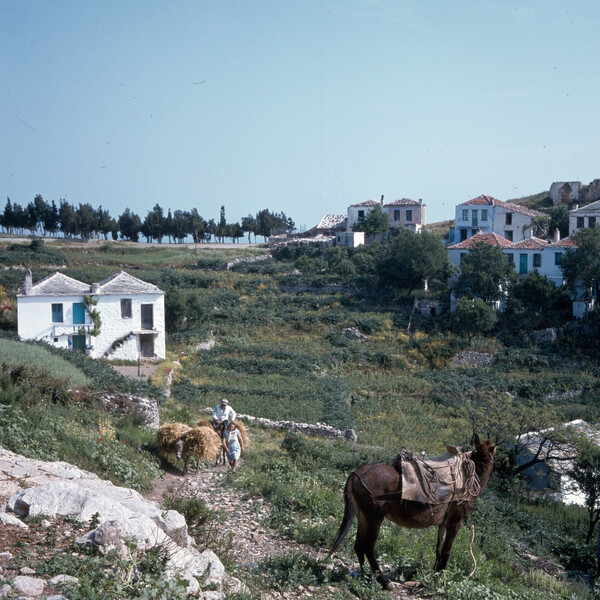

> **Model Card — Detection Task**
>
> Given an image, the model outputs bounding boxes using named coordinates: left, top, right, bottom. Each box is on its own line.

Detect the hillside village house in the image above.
left=452, top=195, right=545, bottom=244
left=346, top=196, right=426, bottom=234
left=447, top=231, right=577, bottom=312
left=569, top=199, right=600, bottom=236
left=17, top=270, right=165, bottom=361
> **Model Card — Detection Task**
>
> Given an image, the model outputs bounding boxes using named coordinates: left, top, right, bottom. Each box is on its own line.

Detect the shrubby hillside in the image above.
left=0, top=238, right=599, bottom=599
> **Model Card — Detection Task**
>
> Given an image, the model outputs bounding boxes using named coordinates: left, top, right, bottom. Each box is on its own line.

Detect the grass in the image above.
left=0, top=338, right=93, bottom=388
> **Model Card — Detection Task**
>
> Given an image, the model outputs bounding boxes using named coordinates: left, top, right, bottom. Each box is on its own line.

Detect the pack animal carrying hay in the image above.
left=156, top=423, right=191, bottom=461
left=176, top=426, right=222, bottom=474
left=196, top=419, right=248, bottom=465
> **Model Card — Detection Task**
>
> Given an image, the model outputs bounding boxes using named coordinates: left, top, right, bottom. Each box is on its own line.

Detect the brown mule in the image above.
left=329, top=434, right=496, bottom=589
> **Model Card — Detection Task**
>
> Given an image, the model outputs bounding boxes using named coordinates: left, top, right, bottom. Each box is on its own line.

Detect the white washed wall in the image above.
left=17, top=295, right=89, bottom=349
left=90, top=293, right=165, bottom=360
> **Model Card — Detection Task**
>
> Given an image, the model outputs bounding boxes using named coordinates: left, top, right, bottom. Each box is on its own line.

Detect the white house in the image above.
left=569, top=199, right=600, bottom=236
left=448, top=231, right=574, bottom=288
left=17, top=270, right=166, bottom=361
left=345, top=196, right=426, bottom=235
left=452, top=195, right=545, bottom=244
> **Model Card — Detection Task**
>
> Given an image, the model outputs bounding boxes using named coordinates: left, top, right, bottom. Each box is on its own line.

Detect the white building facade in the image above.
left=453, top=195, right=545, bottom=244
left=569, top=199, right=600, bottom=236
left=17, top=270, right=166, bottom=360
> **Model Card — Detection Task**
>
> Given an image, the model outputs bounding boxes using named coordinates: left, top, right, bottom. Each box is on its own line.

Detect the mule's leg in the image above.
left=434, top=519, right=462, bottom=572
left=355, top=513, right=390, bottom=589
left=434, top=524, right=447, bottom=571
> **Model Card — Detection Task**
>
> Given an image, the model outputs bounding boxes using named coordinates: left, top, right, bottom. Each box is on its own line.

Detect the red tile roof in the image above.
left=448, top=232, right=513, bottom=250
left=550, top=236, right=577, bottom=248
left=507, top=237, right=548, bottom=250
left=458, top=195, right=544, bottom=217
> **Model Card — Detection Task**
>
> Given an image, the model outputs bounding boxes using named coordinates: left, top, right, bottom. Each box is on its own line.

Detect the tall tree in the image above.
left=141, top=204, right=165, bottom=243
left=241, top=215, right=257, bottom=243
left=1, top=198, right=14, bottom=234
left=44, top=200, right=60, bottom=236
left=567, top=439, right=600, bottom=544
left=450, top=297, right=497, bottom=340
left=59, top=201, right=78, bottom=238
left=77, top=203, right=98, bottom=240
left=378, top=228, right=452, bottom=294
left=561, top=227, right=600, bottom=301
left=187, top=209, right=207, bottom=243
left=453, top=242, right=516, bottom=304
left=118, top=208, right=142, bottom=242
left=33, top=194, right=48, bottom=235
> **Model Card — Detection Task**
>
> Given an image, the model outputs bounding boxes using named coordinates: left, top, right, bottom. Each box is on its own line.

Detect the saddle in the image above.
left=394, top=445, right=480, bottom=505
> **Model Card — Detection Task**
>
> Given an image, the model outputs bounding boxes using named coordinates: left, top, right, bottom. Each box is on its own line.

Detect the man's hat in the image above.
left=220, top=399, right=229, bottom=404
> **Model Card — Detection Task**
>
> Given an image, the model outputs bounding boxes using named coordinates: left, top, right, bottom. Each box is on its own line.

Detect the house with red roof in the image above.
left=448, top=231, right=576, bottom=288
left=453, top=195, right=545, bottom=244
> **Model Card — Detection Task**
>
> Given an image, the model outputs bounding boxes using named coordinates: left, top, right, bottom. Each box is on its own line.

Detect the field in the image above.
left=0, top=238, right=599, bottom=599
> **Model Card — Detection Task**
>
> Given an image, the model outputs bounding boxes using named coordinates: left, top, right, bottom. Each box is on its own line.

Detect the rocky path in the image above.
left=145, top=462, right=421, bottom=599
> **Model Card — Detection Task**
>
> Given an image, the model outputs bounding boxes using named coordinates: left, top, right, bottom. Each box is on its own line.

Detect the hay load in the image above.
left=196, top=418, right=249, bottom=446
left=178, top=426, right=222, bottom=474
left=156, top=423, right=191, bottom=458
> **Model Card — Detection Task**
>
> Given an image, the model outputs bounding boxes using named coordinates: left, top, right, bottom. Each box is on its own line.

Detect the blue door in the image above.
left=73, top=302, right=85, bottom=325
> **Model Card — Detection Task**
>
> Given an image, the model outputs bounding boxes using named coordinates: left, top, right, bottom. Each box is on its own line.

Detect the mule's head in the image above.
left=472, top=433, right=496, bottom=463
left=175, top=437, right=185, bottom=459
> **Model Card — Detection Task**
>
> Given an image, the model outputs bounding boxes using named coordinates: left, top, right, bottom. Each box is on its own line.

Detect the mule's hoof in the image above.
left=377, top=574, right=391, bottom=589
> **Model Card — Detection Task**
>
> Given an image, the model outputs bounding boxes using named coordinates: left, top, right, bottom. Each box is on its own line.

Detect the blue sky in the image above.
left=2, top=1, right=600, bottom=232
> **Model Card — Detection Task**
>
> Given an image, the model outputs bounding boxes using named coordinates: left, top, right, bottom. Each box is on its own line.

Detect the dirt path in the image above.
left=145, top=462, right=421, bottom=599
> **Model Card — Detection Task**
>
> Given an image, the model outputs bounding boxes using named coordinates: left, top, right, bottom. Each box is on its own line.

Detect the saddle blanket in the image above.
left=395, top=446, right=480, bottom=505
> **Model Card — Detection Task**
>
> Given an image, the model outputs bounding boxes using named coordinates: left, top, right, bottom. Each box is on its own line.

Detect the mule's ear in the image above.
left=473, top=433, right=481, bottom=447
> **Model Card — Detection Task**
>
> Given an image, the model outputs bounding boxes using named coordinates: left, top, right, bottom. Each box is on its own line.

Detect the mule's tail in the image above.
left=328, top=474, right=357, bottom=557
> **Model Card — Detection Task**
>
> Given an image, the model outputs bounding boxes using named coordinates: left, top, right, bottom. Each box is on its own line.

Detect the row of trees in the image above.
left=0, top=196, right=295, bottom=243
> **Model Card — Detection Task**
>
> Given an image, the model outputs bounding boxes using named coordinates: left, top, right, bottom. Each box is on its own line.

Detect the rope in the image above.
left=467, top=524, right=477, bottom=578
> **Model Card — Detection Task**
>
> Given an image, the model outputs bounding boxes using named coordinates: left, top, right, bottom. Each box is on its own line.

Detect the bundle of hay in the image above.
left=179, top=426, right=222, bottom=474
left=156, top=423, right=191, bottom=458
left=196, top=418, right=248, bottom=446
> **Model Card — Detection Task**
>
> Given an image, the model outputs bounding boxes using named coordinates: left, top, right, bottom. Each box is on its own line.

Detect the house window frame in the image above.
left=504, top=230, right=514, bottom=242
left=393, top=209, right=400, bottom=221
left=506, top=253, right=514, bottom=264
left=577, top=216, right=584, bottom=228
left=481, top=209, right=488, bottom=222
left=121, top=298, right=133, bottom=319
left=554, top=252, right=563, bottom=266
left=505, top=213, right=513, bottom=225
left=462, top=209, right=469, bottom=221
left=589, top=216, right=596, bottom=228
left=357, top=209, right=365, bottom=221
left=405, top=209, right=413, bottom=222
left=533, top=253, right=542, bottom=268
left=51, top=303, right=63, bottom=323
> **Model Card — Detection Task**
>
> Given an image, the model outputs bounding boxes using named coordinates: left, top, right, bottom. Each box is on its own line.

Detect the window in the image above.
left=533, top=253, right=541, bottom=268
left=554, top=252, right=563, bottom=266
left=505, top=213, right=513, bottom=225
left=577, top=216, right=584, bottom=228
left=72, top=302, right=85, bottom=325
left=141, top=304, right=154, bottom=330
left=51, top=303, right=63, bottom=323
left=462, top=209, right=468, bottom=221
left=589, top=216, right=596, bottom=228
left=405, top=209, right=413, bottom=222
left=460, top=229, right=468, bottom=241
left=504, top=230, right=513, bottom=241
left=506, top=253, right=514, bottom=264
left=393, top=209, right=400, bottom=221
left=358, top=210, right=365, bottom=220
left=121, top=299, right=132, bottom=319
left=481, top=209, right=488, bottom=221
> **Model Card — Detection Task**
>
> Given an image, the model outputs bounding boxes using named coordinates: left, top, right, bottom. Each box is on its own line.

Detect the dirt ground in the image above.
left=110, top=363, right=160, bottom=381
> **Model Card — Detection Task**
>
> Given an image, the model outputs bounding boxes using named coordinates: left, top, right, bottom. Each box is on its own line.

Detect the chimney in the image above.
left=91, top=283, right=99, bottom=294
left=24, top=269, right=32, bottom=295
left=573, top=204, right=579, bottom=210
left=380, top=195, right=384, bottom=206
left=553, top=228, right=561, bottom=243
left=419, top=198, right=423, bottom=204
